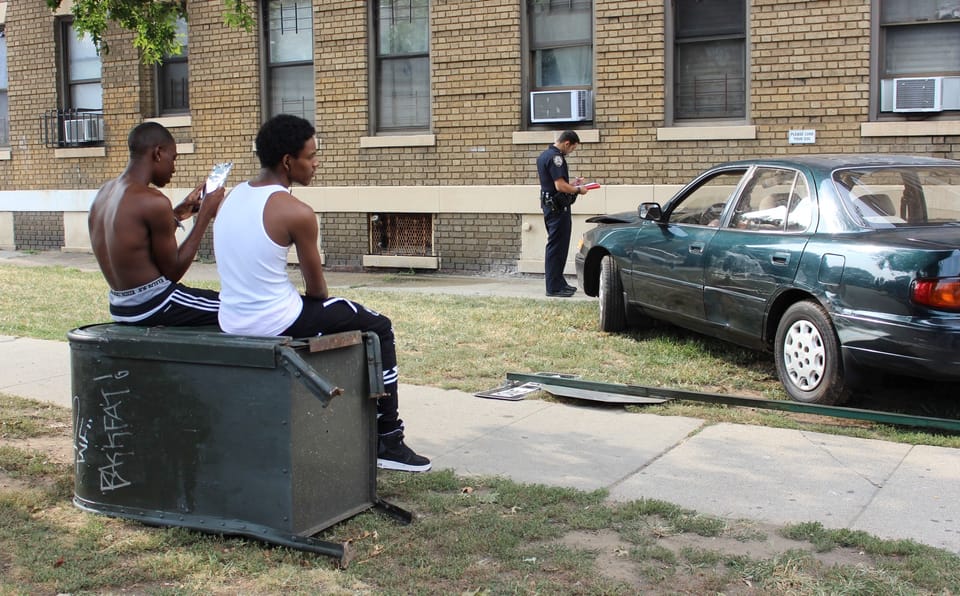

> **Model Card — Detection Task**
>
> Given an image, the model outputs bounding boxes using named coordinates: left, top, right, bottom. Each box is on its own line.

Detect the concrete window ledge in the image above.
left=360, top=135, right=436, bottom=148
left=362, top=255, right=439, bottom=269
left=146, top=115, right=192, bottom=129
left=0, top=149, right=10, bottom=161
left=512, top=129, right=600, bottom=144
left=657, top=125, right=757, bottom=141
left=860, top=121, right=960, bottom=137
left=55, top=147, right=107, bottom=158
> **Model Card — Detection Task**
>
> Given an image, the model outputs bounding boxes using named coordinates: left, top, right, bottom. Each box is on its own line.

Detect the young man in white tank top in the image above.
left=213, top=115, right=430, bottom=473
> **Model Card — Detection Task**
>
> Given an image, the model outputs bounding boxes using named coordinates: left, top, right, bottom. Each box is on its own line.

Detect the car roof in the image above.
left=720, top=154, right=960, bottom=171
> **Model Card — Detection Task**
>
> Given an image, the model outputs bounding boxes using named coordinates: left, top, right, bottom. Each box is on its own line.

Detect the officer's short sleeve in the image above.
left=547, top=154, right=565, bottom=181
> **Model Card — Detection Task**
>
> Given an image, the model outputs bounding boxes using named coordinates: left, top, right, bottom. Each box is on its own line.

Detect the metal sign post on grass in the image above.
left=505, top=372, right=960, bottom=433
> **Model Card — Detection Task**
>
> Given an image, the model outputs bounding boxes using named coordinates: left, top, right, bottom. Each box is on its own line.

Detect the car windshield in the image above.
left=832, top=165, right=960, bottom=229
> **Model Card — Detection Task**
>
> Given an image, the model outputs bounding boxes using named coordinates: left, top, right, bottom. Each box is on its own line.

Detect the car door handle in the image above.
left=771, top=253, right=790, bottom=266
left=689, top=242, right=705, bottom=255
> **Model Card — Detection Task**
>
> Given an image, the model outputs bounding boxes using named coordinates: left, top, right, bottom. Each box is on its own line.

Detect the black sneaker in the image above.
left=377, top=432, right=432, bottom=473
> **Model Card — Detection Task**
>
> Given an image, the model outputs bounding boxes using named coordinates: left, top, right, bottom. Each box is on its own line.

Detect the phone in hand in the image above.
left=204, top=162, right=233, bottom=195
left=194, top=162, right=233, bottom=211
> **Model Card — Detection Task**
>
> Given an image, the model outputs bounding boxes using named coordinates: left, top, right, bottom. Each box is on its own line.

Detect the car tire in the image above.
left=774, top=300, right=850, bottom=405
left=599, top=254, right=627, bottom=332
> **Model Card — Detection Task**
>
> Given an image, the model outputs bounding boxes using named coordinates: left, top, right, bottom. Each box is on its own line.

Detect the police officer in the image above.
left=537, top=130, right=590, bottom=297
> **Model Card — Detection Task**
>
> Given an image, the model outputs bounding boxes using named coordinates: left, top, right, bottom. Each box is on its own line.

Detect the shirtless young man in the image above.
left=88, top=122, right=225, bottom=326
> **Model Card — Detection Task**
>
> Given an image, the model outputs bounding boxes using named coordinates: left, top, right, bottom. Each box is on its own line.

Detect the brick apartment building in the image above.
left=0, top=0, right=958, bottom=274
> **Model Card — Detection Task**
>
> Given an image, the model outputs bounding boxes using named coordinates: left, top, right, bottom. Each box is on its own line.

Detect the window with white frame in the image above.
left=0, top=27, right=9, bottom=147
left=672, top=0, right=745, bottom=120
left=265, top=0, right=314, bottom=124
left=157, top=17, right=189, bottom=115
left=61, top=19, right=102, bottom=111
left=373, top=0, right=430, bottom=132
left=877, top=0, right=960, bottom=113
left=527, top=0, right=593, bottom=91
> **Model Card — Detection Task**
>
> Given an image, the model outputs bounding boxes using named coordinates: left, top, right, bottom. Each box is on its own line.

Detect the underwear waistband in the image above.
left=109, top=276, right=173, bottom=307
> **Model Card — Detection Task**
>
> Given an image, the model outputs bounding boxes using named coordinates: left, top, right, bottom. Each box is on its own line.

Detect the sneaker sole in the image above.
left=377, top=458, right=432, bottom=473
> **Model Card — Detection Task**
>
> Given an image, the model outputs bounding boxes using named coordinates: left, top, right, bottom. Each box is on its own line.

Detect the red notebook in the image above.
left=582, top=182, right=601, bottom=190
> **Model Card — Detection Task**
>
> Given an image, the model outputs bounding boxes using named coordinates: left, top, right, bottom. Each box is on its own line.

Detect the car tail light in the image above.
left=911, top=277, right=960, bottom=310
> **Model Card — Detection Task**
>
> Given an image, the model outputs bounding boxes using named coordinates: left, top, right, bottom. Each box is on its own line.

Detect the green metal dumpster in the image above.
left=67, top=324, right=409, bottom=564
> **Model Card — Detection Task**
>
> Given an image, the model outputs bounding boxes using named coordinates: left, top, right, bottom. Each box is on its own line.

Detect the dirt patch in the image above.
left=0, top=436, right=74, bottom=464
left=554, top=529, right=646, bottom=590
left=0, top=470, right=34, bottom=492
left=658, top=522, right=871, bottom=568
left=552, top=521, right=875, bottom=593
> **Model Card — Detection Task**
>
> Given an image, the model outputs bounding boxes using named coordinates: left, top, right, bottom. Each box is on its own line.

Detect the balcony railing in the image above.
left=41, top=109, right=105, bottom=148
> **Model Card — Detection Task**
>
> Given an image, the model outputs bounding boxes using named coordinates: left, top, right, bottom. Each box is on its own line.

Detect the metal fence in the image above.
left=40, top=110, right=105, bottom=148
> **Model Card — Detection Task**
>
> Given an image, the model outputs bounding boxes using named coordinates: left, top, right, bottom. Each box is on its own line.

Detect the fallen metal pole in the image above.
left=505, top=372, right=960, bottom=433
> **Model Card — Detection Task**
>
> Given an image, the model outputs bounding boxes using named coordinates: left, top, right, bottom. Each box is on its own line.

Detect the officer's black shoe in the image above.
left=563, top=284, right=578, bottom=293
left=546, top=287, right=576, bottom=297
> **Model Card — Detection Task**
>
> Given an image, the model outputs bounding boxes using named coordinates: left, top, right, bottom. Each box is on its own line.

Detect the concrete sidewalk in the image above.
left=1, top=250, right=959, bottom=554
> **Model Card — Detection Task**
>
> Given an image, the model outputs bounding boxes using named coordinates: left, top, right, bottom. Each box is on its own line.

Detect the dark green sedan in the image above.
left=575, top=155, right=960, bottom=405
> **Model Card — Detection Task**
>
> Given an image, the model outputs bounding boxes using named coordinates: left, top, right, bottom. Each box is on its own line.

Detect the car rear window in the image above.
left=832, top=166, right=960, bottom=229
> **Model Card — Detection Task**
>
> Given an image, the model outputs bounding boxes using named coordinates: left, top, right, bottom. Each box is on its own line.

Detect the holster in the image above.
left=541, top=191, right=576, bottom=213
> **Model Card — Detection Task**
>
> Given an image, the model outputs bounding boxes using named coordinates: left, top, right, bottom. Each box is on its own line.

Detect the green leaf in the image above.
left=47, top=0, right=253, bottom=66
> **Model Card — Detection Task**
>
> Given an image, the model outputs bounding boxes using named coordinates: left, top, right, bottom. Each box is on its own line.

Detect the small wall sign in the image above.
left=788, top=129, right=816, bottom=144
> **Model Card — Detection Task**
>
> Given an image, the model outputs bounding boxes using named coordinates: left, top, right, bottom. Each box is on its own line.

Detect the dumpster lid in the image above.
left=67, top=324, right=296, bottom=369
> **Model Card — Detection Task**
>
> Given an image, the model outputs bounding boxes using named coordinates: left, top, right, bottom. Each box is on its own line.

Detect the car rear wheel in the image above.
left=774, top=301, right=850, bottom=405
left=598, top=255, right=627, bottom=332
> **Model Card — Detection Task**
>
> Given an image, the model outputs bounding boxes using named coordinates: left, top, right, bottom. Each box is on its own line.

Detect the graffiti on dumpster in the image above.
left=73, top=396, right=92, bottom=472
left=92, top=371, right=135, bottom=492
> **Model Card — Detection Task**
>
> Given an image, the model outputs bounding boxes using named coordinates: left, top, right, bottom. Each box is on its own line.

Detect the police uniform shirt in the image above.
left=537, top=145, right=569, bottom=196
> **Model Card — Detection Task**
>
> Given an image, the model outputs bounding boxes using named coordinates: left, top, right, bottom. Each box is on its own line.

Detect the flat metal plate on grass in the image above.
left=475, top=380, right=542, bottom=401
left=506, top=372, right=670, bottom=405
left=478, top=373, right=670, bottom=405
left=536, top=382, right=669, bottom=405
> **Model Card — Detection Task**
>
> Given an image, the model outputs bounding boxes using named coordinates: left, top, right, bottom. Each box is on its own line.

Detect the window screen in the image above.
left=674, top=0, right=745, bottom=120
left=266, top=0, right=314, bottom=123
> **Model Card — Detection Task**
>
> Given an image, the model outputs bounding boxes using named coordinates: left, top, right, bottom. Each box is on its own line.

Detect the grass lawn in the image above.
left=1, top=263, right=959, bottom=593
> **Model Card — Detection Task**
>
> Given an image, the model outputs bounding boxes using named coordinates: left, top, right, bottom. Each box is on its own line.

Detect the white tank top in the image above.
left=213, top=182, right=303, bottom=336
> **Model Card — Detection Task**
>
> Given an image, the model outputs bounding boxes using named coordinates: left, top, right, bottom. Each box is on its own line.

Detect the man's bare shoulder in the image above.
left=267, top=189, right=313, bottom=219
left=95, top=178, right=170, bottom=216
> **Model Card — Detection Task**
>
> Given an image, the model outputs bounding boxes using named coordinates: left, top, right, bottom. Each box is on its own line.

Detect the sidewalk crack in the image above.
left=799, top=431, right=913, bottom=526
left=606, top=420, right=709, bottom=492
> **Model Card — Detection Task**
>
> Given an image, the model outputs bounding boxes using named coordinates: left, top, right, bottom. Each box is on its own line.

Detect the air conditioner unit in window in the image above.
left=892, top=77, right=943, bottom=112
left=530, top=90, right=593, bottom=123
left=63, top=117, right=104, bottom=144
left=880, top=77, right=960, bottom=112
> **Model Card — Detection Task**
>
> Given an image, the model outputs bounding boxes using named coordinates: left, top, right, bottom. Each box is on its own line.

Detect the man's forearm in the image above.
left=170, top=213, right=212, bottom=280
left=304, top=277, right=328, bottom=300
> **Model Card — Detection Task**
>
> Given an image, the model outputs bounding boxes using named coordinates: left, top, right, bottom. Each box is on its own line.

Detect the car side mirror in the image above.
left=638, top=202, right=662, bottom=221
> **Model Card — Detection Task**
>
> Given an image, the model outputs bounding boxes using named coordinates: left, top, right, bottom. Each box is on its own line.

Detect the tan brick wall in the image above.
left=0, top=1, right=261, bottom=192
left=749, top=0, right=870, bottom=154
left=4, top=0, right=959, bottom=194
left=14, top=212, right=63, bottom=250
left=435, top=212, right=520, bottom=274
left=321, top=212, right=367, bottom=270
left=1, top=0, right=959, bottom=271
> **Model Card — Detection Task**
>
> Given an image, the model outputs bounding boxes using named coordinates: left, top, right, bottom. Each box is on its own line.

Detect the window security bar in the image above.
left=40, top=109, right=105, bottom=148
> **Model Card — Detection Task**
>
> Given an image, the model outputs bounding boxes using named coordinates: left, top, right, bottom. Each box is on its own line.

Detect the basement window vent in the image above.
left=369, top=213, right=434, bottom=256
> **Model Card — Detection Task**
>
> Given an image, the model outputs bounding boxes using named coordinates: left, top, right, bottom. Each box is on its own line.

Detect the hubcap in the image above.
left=782, top=319, right=826, bottom=391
